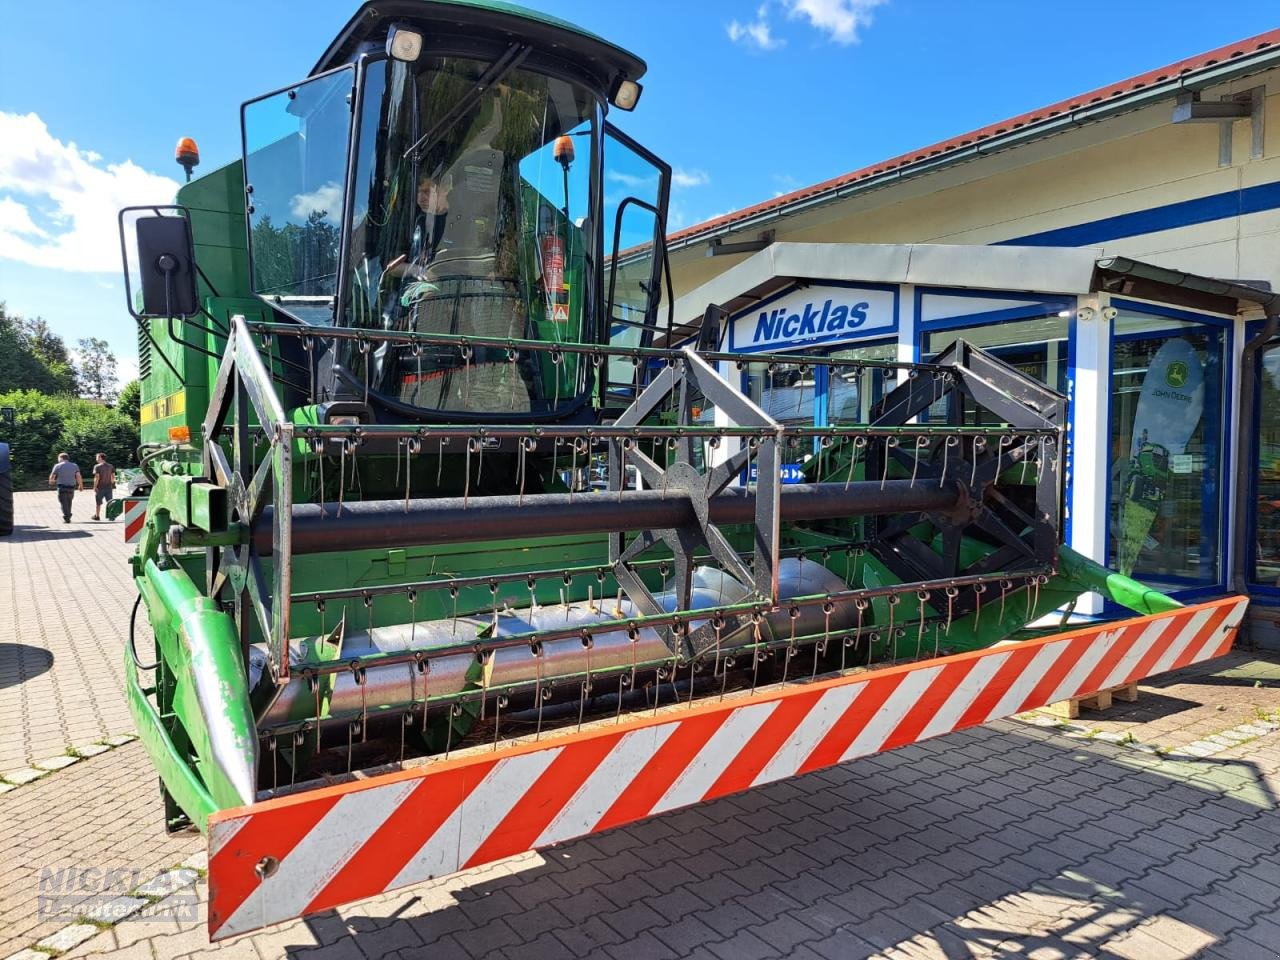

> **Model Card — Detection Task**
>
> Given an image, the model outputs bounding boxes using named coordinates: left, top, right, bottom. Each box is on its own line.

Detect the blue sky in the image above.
left=1, top=0, right=1276, bottom=385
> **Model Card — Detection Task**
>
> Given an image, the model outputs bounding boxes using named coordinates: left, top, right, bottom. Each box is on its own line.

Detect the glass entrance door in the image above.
left=1108, top=306, right=1228, bottom=590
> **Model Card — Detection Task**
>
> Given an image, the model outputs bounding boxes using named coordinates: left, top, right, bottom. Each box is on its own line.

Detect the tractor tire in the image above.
left=0, top=470, right=12, bottom=536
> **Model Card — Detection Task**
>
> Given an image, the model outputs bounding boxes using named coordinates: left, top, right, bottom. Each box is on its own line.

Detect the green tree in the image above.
left=22, top=316, right=79, bottom=393
left=77, top=337, right=118, bottom=401
left=117, top=379, right=141, bottom=423
left=0, top=303, right=77, bottom=394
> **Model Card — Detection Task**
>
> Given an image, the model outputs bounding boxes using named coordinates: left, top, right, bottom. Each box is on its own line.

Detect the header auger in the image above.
left=116, top=0, right=1247, bottom=940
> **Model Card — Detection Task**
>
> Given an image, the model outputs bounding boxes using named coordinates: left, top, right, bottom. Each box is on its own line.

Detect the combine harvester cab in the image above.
left=115, top=1, right=1248, bottom=940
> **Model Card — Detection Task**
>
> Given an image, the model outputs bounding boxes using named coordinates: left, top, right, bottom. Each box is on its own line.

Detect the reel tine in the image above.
left=569, top=436, right=580, bottom=504
left=749, top=615, right=764, bottom=696
left=917, top=589, right=929, bottom=654
left=437, top=436, right=446, bottom=488
left=464, top=438, right=474, bottom=508
left=462, top=344, right=472, bottom=408
left=881, top=437, right=897, bottom=490
left=517, top=437, right=527, bottom=506
left=534, top=642, right=547, bottom=739
left=888, top=592, right=899, bottom=662
left=337, top=440, right=346, bottom=518
left=945, top=585, right=959, bottom=636
left=445, top=703, right=460, bottom=760
left=782, top=606, right=799, bottom=687
left=844, top=434, right=864, bottom=491
left=815, top=602, right=833, bottom=681
left=317, top=437, right=327, bottom=518
left=493, top=694, right=508, bottom=750
left=420, top=654, right=431, bottom=738
left=509, top=348, right=520, bottom=412
left=400, top=709, right=408, bottom=765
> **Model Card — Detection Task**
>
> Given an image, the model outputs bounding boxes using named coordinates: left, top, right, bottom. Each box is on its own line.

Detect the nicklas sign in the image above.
left=728, top=283, right=897, bottom=354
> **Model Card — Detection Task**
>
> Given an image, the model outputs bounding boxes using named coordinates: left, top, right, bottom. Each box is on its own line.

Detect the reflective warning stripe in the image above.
left=207, top=595, right=1248, bottom=940
left=122, top=499, right=147, bottom=543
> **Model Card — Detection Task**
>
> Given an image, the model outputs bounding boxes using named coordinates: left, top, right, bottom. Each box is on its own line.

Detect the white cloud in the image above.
left=289, top=181, right=343, bottom=223
left=784, top=0, right=886, bottom=45
left=0, top=112, right=180, bottom=273
left=0, top=196, right=49, bottom=237
left=672, top=168, right=710, bottom=189
left=730, top=0, right=886, bottom=51
left=728, top=5, right=784, bottom=50
left=606, top=170, right=659, bottom=191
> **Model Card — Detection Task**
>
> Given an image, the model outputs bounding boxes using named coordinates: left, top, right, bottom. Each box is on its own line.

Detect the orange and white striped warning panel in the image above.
left=122, top=498, right=147, bottom=543
left=207, top=595, right=1247, bottom=940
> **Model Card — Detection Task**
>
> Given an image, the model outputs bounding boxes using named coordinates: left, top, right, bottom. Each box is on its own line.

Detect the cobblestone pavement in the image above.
left=4, top=491, right=1280, bottom=959
left=1, top=491, right=141, bottom=769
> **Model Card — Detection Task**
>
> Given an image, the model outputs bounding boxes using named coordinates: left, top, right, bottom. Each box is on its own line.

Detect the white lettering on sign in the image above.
left=729, top=284, right=896, bottom=354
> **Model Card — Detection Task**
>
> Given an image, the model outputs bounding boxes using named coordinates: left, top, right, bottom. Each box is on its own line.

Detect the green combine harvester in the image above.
left=116, top=0, right=1247, bottom=940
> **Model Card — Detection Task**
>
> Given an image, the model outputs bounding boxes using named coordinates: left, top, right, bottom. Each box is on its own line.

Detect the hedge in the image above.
left=0, top=390, right=139, bottom=490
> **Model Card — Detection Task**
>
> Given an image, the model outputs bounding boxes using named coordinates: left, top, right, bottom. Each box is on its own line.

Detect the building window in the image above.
left=1108, top=308, right=1227, bottom=589
left=922, top=312, right=1070, bottom=425
left=1253, top=344, right=1280, bottom=587
left=923, top=314, right=1070, bottom=391
left=827, top=342, right=899, bottom=423
left=741, top=340, right=896, bottom=466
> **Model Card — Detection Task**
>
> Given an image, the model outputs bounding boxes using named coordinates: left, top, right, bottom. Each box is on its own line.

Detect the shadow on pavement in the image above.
left=255, top=723, right=1280, bottom=960
left=8, top=524, right=93, bottom=542
left=0, top=643, right=55, bottom=690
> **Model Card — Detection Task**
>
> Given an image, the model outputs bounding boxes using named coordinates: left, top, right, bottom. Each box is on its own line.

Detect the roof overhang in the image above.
left=673, top=242, right=1278, bottom=331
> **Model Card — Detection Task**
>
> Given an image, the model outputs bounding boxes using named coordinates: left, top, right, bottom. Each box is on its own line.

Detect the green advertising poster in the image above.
left=1117, top=338, right=1204, bottom=576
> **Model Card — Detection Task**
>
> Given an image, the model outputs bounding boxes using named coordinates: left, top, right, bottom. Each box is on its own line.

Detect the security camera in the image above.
left=1076, top=307, right=1095, bottom=323
left=1101, top=306, right=1119, bottom=322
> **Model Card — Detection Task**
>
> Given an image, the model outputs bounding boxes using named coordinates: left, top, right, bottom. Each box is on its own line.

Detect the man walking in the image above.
left=91, top=452, right=115, bottom=521
left=48, top=452, right=83, bottom=523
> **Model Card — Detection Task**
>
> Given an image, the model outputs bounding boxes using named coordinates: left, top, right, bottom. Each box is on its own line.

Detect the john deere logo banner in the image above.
left=1116, top=337, right=1205, bottom=576
left=729, top=284, right=896, bottom=354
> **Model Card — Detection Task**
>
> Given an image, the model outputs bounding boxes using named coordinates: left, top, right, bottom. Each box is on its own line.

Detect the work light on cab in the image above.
left=611, top=77, right=642, bottom=110
left=385, top=24, right=423, bottom=62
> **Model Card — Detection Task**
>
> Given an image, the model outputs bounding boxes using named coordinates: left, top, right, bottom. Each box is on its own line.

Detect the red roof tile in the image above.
left=667, top=29, right=1280, bottom=246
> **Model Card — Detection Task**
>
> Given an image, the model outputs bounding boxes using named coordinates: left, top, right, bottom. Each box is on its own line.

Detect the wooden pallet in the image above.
left=1042, top=682, right=1139, bottom=720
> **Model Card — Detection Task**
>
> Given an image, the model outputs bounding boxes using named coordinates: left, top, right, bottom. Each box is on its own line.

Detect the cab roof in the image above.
left=314, top=0, right=647, bottom=94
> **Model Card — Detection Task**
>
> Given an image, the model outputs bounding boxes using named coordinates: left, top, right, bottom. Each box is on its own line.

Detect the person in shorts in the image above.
left=48, top=452, right=83, bottom=523
left=91, top=452, right=115, bottom=521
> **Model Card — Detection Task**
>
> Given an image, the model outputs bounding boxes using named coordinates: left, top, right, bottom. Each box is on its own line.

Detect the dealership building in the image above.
left=663, top=30, right=1280, bottom=639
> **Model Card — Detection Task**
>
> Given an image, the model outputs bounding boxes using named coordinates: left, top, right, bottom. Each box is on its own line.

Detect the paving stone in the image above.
left=102, top=736, right=135, bottom=748
left=32, top=755, right=80, bottom=772
left=36, top=923, right=102, bottom=952
left=133, top=868, right=199, bottom=898
left=80, top=895, right=149, bottom=924
left=1, top=768, right=45, bottom=786
left=73, top=744, right=111, bottom=759
left=4, top=951, right=51, bottom=960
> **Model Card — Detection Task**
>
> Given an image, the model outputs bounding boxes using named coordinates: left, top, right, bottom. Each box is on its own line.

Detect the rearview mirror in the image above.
left=119, top=206, right=199, bottom=319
